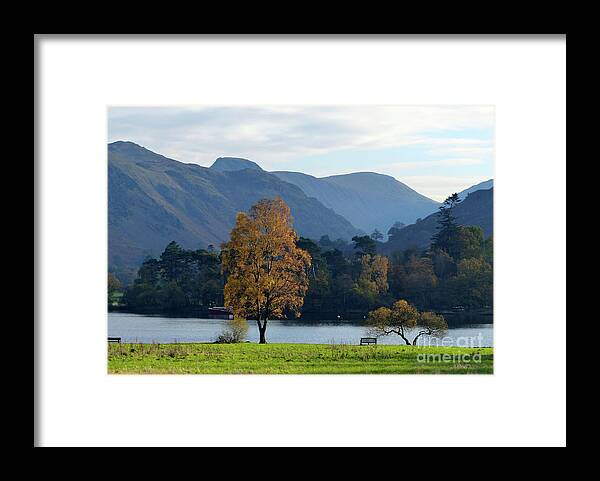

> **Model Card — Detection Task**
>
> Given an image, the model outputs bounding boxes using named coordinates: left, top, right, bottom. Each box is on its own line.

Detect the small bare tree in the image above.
left=216, top=317, right=249, bottom=344
left=367, top=300, right=447, bottom=345
left=367, top=300, right=418, bottom=345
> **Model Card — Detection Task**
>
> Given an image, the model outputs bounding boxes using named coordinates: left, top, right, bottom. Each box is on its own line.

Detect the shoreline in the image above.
left=108, top=308, right=494, bottom=326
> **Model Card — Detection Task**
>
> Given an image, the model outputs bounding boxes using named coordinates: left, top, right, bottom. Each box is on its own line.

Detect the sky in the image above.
left=108, top=106, right=494, bottom=201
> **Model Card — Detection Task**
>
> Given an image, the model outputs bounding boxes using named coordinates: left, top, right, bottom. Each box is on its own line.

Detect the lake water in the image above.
left=108, top=312, right=493, bottom=347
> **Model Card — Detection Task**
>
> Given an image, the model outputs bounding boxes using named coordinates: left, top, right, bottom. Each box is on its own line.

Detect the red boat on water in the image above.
left=208, top=307, right=234, bottom=320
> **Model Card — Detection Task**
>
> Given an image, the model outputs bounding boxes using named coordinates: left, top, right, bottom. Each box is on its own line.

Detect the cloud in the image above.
left=108, top=105, right=494, bottom=167
left=387, top=158, right=484, bottom=171
left=108, top=106, right=494, bottom=200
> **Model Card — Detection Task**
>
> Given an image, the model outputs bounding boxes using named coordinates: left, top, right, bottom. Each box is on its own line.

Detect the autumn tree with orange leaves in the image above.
left=221, top=198, right=311, bottom=344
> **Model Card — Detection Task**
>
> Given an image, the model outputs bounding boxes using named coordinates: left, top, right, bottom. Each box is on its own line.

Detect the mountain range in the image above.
left=272, top=170, right=439, bottom=234
left=200, top=155, right=441, bottom=232
left=108, top=141, right=492, bottom=281
left=109, top=142, right=359, bottom=273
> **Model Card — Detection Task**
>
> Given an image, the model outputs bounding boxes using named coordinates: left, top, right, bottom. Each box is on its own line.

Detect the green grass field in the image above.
left=108, top=342, right=493, bottom=374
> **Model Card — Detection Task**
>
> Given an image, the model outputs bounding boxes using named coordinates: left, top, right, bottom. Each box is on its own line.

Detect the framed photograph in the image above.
left=35, top=34, right=566, bottom=447
left=107, top=105, right=494, bottom=374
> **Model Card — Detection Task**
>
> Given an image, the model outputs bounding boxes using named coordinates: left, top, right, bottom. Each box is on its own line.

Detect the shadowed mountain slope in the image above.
left=457, top=179, right=493, bottom=200
left=379, top=188, right=493, bottom=255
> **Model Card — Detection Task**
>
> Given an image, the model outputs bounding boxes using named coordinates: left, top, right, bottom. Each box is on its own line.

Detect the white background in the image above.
left=36, top=35, right=566, bottom=447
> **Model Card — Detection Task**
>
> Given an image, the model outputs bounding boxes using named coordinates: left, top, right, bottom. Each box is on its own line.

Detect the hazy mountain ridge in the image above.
left=272, top=170, right=440, bottom=234
left=109, top=142, right=360, bottom=276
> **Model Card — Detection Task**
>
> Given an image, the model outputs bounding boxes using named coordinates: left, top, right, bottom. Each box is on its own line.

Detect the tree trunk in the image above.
left=412, top=330, right=431, bottom=346
left=257, top=320, right=268, bottom=344
left=398, top=329, right=411, bottom=346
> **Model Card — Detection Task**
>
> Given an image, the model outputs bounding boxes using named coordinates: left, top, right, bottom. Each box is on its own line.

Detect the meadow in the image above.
left=108, top=342, right=493, bottom=374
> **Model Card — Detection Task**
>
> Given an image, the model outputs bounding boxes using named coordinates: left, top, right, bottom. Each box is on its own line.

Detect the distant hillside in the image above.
left=109, top=142, right=360, bottom=281
left=379, top=188, right=493, bottom=255
left=458, top=179, right=493, bottom=200
left=272, top=171, right=439, bottom=234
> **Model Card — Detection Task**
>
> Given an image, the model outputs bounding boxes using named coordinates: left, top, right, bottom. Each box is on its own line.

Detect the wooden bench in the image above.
left=360, top=337, right=377, bottom=346
left=108, top=337, right=121, bottom=344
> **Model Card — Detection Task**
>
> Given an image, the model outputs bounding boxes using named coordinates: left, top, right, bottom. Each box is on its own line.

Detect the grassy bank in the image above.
left=108, top=343, right=493, bottom=374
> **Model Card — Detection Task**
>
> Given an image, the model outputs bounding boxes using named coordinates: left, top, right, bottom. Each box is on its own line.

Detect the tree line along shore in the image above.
left=109, top=194, right=493, bottom=331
